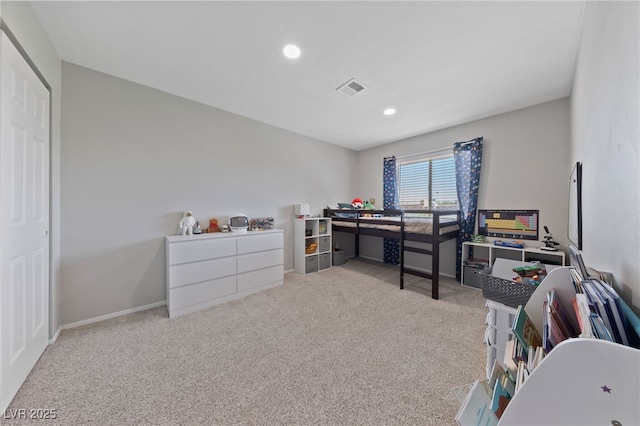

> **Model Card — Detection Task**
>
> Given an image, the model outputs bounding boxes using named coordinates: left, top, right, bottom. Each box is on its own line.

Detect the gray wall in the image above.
left=60, top=63, right=356, bottom=325
left=353, top=98, right=570, bottom=277
left=7, top=0, right=639, bottom=329
left=1, top=1, right=62, bottom=337
left=570, top=1, right=640, bottom=309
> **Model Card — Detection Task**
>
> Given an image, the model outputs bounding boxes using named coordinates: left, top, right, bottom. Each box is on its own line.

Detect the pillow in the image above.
left=338, top=202, right=354, bottom=210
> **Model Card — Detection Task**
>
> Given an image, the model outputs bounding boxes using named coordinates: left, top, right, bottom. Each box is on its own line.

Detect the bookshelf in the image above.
left=457, top=267, right=640, bottom=425
left=499, top=338, right=639, bottom=425
left=294, top=217, right=332, bottom=274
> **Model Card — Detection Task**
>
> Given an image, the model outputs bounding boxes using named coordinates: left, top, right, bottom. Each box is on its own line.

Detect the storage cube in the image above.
left=319, top=253, right=331, bottom=270
left=462, top=265, right=483, bottom=289
left=305, top=255, right=318, bottom=273
left=319, top=236, right=331, bottom=253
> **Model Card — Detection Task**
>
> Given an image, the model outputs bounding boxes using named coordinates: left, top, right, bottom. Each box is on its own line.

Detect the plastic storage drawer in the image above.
left=485, top=300, right=517, bottom=330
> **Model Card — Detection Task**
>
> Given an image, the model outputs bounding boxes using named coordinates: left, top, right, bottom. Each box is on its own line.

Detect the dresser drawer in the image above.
left=169, top=256, right=236, bottom=288
left=237, top=232, right=283, bottom=254
left=168, top=238, right=236, bottom=265
left=237, top=264, right=283, bottom=292
left=237, top=249, right=283, bottom=274
left=169, top=275, right=237, bottom=311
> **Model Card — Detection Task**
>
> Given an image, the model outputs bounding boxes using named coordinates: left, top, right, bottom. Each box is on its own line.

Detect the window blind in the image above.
left=397, top=151, right=458, bottom=210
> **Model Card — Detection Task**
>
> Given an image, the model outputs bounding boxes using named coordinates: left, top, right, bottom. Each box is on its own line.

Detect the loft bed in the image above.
left=323, top=208, right=461, bottom=299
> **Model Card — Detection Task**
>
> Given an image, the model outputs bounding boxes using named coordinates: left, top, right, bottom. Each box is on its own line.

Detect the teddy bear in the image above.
left=208, top=218, right=221, bottom=233
left=351, top=198, right=364, bottom=209
left=179, top=211, right=196, bottom=235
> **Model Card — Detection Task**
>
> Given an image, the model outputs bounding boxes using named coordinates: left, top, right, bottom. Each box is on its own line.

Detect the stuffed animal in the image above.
left=179, top=211, right=196, bottom=235
left=208, top=218, right=220, bottom=233
left=363, top=200, right=375, bottom=210
left=351, top=198, right=364, bottom=209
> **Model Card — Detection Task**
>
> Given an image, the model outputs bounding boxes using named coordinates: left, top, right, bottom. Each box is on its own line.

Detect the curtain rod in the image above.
left=387, top=136, right=482, bottom=162
left=455, top=136, right=483, bottom=145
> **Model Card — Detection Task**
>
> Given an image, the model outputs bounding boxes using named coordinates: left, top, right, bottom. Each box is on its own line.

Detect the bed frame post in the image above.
left=431, top=211, right=440, bottom=300
left=400, top=210, right=405, bottom=290
left=355, top=211, right=360, bottom=257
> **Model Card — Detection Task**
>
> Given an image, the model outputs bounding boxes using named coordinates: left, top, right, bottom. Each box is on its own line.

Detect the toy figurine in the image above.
left=179, top=211, right=196, bottom=235
left=209, top=218, right=221, bottom=233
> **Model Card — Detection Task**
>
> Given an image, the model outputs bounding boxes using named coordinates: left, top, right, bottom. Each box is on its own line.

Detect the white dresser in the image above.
left=166, top=229, right=284, bottom=318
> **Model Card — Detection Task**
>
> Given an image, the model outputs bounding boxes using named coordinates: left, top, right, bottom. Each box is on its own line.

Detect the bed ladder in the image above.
left=399, top=210, right=442, bottom=300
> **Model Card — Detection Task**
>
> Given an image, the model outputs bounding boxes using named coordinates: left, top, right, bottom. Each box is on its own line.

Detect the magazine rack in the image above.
left=498, top=267, right=640, bottom=425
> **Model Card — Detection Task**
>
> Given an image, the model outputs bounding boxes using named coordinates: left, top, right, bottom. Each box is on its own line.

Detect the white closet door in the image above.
left=0, top=32, right=50, bottom=413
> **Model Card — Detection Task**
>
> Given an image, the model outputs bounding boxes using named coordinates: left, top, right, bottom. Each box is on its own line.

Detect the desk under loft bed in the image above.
left=323, top=208, right=461, bottom=299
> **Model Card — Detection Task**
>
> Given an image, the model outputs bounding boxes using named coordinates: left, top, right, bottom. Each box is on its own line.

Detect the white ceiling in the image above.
left=30, top=1, right=585, bottom=151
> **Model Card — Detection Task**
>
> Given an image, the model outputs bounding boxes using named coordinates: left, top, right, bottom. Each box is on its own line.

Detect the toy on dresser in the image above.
left=208, top=218, right=221, bottom=233
left=178, top=211, right=196, bottom=235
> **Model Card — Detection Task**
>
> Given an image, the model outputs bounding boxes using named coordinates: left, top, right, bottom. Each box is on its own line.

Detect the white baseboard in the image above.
left=49, top=327, right=61, bottom=345
left=61, top=301, right=167, bottom=330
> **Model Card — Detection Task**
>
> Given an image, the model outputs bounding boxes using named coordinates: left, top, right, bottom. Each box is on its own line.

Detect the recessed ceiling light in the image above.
left=384, top=108, right=396, bottom=116
left=283, top=44, right=301, bottom=59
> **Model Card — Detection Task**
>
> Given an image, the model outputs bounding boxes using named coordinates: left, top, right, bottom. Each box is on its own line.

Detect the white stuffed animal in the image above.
left=179, top=211, right=196, bottom=235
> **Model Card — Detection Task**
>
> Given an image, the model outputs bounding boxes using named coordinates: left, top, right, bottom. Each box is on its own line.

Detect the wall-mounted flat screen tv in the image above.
left=477, top=209, right=539, bottom=241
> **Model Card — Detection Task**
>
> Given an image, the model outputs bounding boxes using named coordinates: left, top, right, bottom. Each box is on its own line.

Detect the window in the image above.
left=397, top=151, right=458, bottom=210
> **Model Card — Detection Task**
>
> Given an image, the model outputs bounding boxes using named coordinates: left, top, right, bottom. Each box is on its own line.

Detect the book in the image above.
left=514, top=360, right=529, bottom=394
left=529, top=346, right=546, bottom=372
left=455, top=380, right=499, bottom=426
left=503, top=339, right=518, bottom=381
left=593, top=279, right=630, bottom=345
left=568, top=245, right=589, bottom=279
left=545, top=300, right=568, bottom=348
left=582, top=280, right=618, bottom=342
left=488, top=359, right=502, bottom=389
left=547, top=289, right=579, bottom=338
left=488, top=359, right=516, bottom=397
left=512, top=305, right=542, bottom=351
left=589, top=311, right=613, bottom=341
left=542, top=300, right=553, bottom=352
left=572, top=293, right=595, bottom=338
left=590, top=280, right=622, bottom=343
left=491, top=377, right=512, bottom=418
left=569, top=267, right=584, bottom=293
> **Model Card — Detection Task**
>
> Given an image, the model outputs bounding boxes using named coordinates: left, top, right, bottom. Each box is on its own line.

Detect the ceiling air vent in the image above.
left=336, top=78, right=366, bottom=97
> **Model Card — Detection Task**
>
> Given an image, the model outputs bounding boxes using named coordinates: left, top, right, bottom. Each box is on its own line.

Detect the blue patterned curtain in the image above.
left=454, top=137, right=483, bottom=281
left=383, top=156, right=400, bottom=264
